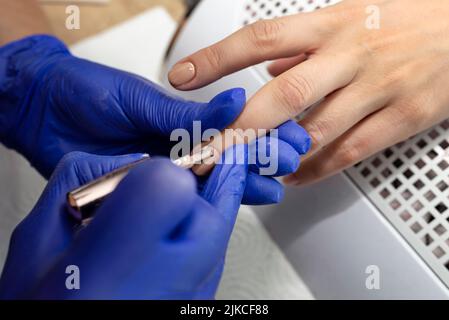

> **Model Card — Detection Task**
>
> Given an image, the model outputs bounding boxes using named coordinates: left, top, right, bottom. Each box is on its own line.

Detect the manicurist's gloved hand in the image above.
left=0, top=148, right=251, bottom=300
left=0, top=35, right=311, bottom=205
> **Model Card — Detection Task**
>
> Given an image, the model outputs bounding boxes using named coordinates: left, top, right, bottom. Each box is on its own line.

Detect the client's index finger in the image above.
left=168, top=14, right=326, bottom=91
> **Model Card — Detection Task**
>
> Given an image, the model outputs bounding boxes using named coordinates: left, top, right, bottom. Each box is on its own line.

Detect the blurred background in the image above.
left=41, top=0, right=186, bottom=44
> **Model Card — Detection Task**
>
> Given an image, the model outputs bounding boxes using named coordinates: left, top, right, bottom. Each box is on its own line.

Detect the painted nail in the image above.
left=168, top=62, right=196, bottom=87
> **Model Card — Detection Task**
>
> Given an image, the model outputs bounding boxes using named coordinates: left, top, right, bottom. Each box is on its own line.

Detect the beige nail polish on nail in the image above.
left=168, top=62, right=196, bottom=87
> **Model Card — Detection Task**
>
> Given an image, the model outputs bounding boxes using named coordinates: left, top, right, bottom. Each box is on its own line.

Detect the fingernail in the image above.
left=193, top=163, right=212, bottom=176
left=283, top=174, right=302, bottom=186
left=192, top=147, right=221, bottom=176
left=168, top=62, right=196, bottom=87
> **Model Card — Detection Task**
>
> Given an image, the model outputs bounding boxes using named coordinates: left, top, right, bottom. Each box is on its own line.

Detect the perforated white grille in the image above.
left=241, top=0, right=340, bottom=26
left=347, top=121, right=449, bottom=286
left=240, top=0, right=449, bottom=287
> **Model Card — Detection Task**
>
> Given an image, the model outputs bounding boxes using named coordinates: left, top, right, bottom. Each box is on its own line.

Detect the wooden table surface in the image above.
left=41, top=0, right=186, bottom=44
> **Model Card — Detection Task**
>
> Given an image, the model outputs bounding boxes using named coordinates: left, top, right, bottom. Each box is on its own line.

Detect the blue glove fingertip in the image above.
left=243, top=174, right=285, bottom=205
left=297, top=125, right=312, bottom=154
left=249, top=137, right=300, bottom=177
left=210, top=87, right=246, bottom=107
left=277, top=121, right=312, bottom=155
left=204, top=88, right=246, bottom=131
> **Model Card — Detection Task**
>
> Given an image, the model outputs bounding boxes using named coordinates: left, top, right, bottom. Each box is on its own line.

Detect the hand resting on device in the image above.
left=169, top=0, right=449, bottom=185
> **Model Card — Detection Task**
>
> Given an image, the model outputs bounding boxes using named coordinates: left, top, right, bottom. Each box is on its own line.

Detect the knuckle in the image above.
left=415, top=96, right=435, bottom=123
left=303, top=119, right=330, bottom=150
left=379, top=78, right=399, bottom=96
left=203, top=46, right=224, bottom=74
left=395, top=102, right=429, bottom=131
left=382, top=70, right=406, bottom=92
left=247, top=19, right=282, bottom=50
left=337, top=140, right=365, bottom=167
left=275, top=74, right=313, bottom=117
left=299, top=160, right=327, bottom=183
left=393, top=105, right=414, bottom=127
left=56, top=152, right=94, bottom=182
left=311, top=9, right=343, bottom=38
left=59, top=151, right=87, bottom=168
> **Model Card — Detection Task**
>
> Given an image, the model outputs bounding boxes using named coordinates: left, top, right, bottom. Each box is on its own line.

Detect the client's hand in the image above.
left=169, top=0, right=449, bottom=185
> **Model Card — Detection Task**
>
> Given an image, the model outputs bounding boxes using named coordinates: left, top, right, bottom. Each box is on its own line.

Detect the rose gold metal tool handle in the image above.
left=67, top=147, right=215, bottom=221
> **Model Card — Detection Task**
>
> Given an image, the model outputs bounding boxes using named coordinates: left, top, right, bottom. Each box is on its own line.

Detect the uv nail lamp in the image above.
left=163, top=0, right=449, bottom=299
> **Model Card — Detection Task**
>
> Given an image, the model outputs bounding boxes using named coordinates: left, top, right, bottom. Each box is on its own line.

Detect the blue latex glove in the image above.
left=0, top=35, right=311, bottom=205
left=0, top=148, right=250, bottom=300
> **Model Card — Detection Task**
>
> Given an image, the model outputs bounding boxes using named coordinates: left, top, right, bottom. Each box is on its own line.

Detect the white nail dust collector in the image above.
left=163, top=0, right=449, bottom=299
